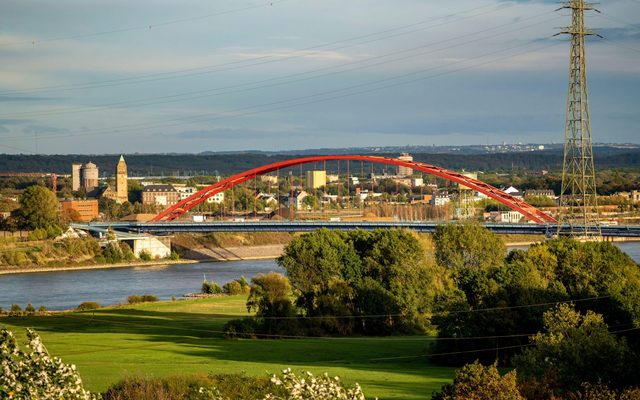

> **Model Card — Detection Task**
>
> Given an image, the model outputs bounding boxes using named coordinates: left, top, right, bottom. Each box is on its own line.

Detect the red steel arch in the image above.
left=151, top=155, right=557, bottom=224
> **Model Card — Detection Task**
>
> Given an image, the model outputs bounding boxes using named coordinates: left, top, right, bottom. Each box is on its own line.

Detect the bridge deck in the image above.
left=73, top=221, right=640, bottom=238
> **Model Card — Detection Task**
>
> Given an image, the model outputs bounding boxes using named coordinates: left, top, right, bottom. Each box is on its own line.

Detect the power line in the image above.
left=0, top=3, right=509, bottom=96
left=3, top=38, right=563, bottom=143
left=0, top=0, right=292, bottom=48
left=0, top=12, right=559, bottom=119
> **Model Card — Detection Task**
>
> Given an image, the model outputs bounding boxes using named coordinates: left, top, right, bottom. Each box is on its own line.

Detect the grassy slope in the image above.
left=1, top=296, right=454, bottom=399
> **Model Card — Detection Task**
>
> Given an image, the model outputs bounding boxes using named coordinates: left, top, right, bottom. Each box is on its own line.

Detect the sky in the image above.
left=0, top=0, right=638, bottom=154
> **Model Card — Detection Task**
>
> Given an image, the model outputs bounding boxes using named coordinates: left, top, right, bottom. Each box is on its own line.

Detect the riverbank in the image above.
left=0, top=258, right=198, bottom=275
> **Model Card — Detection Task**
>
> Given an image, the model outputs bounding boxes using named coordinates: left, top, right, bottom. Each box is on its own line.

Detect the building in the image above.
left=525, top=189, right=556, bottom=199
left=398, top=153, right=414, bottom=177
left=499, top=211, right=524, bottom=224
left=72, top=162, right=99, bottom=192
left=142, top=184, right=179, bottom=206
left=306, top=170, right=326, bottom=190
left=60, top=199, right=99, bottom=222
left=174, top=185, right=197, bottom=200
left=502, top=186, right=524, bottom=199
left=115, top=155, right=128, bottom=204
left=205, top=192, right=225, bottom=204
left=632, top=190, right=640, bottom=204
left=286, top=190, right=308, bottom=209
left=71, top=163, right=82, bottom=191
left=81, top=162, right=99, bottom=191
left=430, top=194, right=451, bottom=206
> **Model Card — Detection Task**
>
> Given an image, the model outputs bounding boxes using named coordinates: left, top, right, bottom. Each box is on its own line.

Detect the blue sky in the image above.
left=0, top=0, right=638, bottom=154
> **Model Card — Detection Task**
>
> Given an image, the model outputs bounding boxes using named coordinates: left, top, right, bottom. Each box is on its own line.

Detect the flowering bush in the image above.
left=264, top=368, right=368, bottom=400
left=0, top=328, right=97, bottom=400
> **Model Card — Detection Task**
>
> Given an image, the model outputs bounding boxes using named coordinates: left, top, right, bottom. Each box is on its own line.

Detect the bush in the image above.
left=38, top=305, right=47, bottom=313
left=431, top=361, right=524, bottom=400
left=25, top=303, right=36, bottom=314
left=167, top=250, right=180, bottom=260
left=222, top=280, right=243, bottom=295
left=138, top=250, right=152, bottom=261
left=223, top=318, right=260, bottom=339
left=127, top=294, right=158, bottom=304
left=102, top=370, right=366, bottom=400
left=202, top=280, right=222, bottom=294
left=0, top=328, right=97, bottom=399
left=76, top=301, right=102, bottom=311
left=10, top=303, right=22, bottom=316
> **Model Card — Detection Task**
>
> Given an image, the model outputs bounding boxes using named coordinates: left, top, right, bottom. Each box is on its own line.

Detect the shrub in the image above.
left=167, top=250, right=180, bottom=260
left=9, top=303, right=22, bottom=316
left=223, top=280, right=244, bottom=295
left=0, top=328, right=97, bottom=399
left=141, top=294, right=158, bottom=303
left=76, top=301, right=102, bottom=311
left=431, top=361, right=524, bottom=400
left=38, top=305, right=47, bottom=313
left=25, top=303, right=36, bottom=314
left=0, top=306, right=4, bottom=315
left=138, top=250, right=152, bottom=261
left=127, top=294, right=158, bottom=304
left=27, top=228, right=48, bottom=241
left=202, top=280, right=222, bottom=294
left=223, top=318, right=260, bottom=339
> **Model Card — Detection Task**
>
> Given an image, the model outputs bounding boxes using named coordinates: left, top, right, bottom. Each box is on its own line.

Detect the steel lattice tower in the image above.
left=557, top=0, right=601, bottom=238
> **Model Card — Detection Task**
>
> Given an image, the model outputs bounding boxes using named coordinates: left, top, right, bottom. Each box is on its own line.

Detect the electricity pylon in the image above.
left=557, top=0, right=602, bottom=238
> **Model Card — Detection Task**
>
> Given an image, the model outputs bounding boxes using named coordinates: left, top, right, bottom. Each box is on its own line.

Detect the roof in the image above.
left=142, top=184, right=177, bottom=193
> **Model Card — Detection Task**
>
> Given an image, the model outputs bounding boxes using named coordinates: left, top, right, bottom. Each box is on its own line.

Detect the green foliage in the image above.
left=432, top=232, right=640, bottom=366
left=431, top=361, right=524, bottom=400
left=274, top=228, right=441, bottom=336
left=9, top=304, right=22, bottom=315
left=127, top=294, right=158, bottom=304
left=514, top=304, right=637, bottom=397
left=0, top=328, right=97, bottom=399
left=103, top=241, right=124, bottom=263
left=433, top=222, right=505, bottom=278
left=202, top=280, right=223, bottom=294
left=25, top=303, right=36, bottom=314
left=77, top=301, right=102, bottom=311
left=222, top=280, right=249, bottom=295
left=38, top=305, right=47, bottom=313
left=17, top=185, right=62, bottom=231
left=138, top=250, right=152, bottom=261
left=167, top=250, right=180, bottom=260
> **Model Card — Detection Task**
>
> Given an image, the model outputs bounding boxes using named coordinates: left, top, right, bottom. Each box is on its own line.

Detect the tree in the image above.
left=514, top=304, right=636, bottom=398
left=0, top=328, right=97, bottom=399
left=277, top=229, right=361, bottom=295
left=431, top=361, right=524, bottom=400
left=246, top=272, right=297, bottom=335
left=433, top=223, right=505, bottom=278
left=16, top=185, right=61, bottom=231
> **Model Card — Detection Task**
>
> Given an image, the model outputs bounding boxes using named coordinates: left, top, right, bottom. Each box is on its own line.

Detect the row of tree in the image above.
left=225, top=224, right=640, bottom=398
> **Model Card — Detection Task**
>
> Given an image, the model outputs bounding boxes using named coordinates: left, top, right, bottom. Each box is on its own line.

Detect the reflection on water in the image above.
left=0, top=259, right=283, bottom=311
left=0, top=242, right=638, bottom=311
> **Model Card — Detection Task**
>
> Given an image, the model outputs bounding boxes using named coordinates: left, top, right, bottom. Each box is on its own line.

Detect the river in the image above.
left=1, top=242, right=639, bottom=311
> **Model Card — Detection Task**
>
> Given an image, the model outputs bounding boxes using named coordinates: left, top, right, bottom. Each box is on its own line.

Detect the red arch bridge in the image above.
left=150, top=155, right=556, bottom=224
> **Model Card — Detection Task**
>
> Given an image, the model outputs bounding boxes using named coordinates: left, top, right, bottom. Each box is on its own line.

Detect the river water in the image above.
left=1, top=243, right=639, bottom=311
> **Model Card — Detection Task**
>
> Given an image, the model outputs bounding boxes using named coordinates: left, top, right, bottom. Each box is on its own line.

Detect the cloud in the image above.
left=599, top=25, right=640, bottom=41
left=22, top=125, right=68, bottom=134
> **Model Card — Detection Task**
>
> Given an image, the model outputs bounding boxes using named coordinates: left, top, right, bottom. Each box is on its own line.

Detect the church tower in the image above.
left=115, top=155, right=128, bottom=204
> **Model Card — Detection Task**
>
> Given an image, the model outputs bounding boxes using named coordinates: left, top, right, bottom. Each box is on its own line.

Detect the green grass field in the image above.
left=1, top=296, right=454, bottom=399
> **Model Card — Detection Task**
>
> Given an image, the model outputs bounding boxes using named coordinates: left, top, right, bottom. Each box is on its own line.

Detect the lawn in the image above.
left=0, top=296, right=454, bottom=399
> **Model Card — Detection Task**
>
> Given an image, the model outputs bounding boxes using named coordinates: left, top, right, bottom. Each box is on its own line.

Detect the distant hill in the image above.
left=0, top=146, right=639, bottom=176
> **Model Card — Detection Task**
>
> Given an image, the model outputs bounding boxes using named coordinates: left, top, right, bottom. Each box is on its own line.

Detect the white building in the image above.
left=500, top=211, right=524, bottom=224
